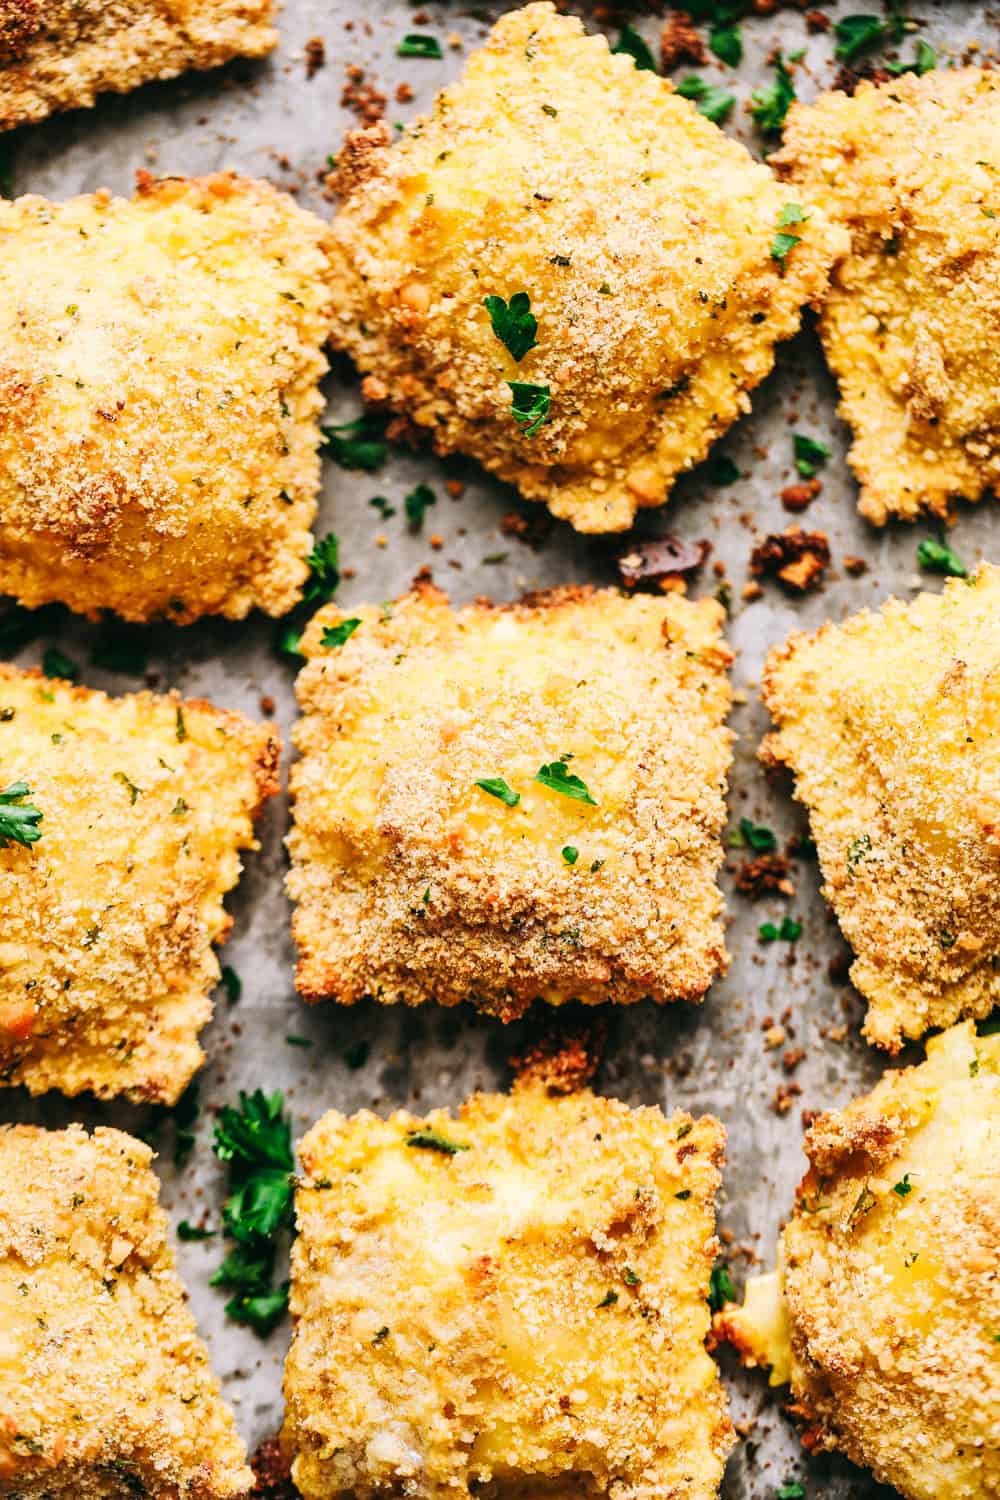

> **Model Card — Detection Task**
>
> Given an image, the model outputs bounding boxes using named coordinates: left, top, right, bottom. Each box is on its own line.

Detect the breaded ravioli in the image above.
left=716, top=1022, right=1000, bottom=1500
left=0, top=173, right=334, bottom=624
left=287, top=583, right=733, bottom=1018
left=774, top=68, right=1000, bottom=524
left=283, top=1082, right=733, bottom=1500
left=0, top=0, right=277, bottom=132
left=762, top=565, right=1000, bottom=1051
left=0, top=1123, right=252, bottom=1499
left=0, top=665, right=278, bottom=1103
left=326, top=2, right=847, bottom=533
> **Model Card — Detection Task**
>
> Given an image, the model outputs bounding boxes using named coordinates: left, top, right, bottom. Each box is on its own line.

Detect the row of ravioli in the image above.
left=1, top=1016, right=995, bottom=1499
left=2, top=5, right=998, bottom=626
left=4, top=565, right=996, bottom=1106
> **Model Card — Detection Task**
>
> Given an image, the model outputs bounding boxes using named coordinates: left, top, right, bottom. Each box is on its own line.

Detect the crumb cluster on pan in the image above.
left=0, top=0, right=277, bottom=131
left=0, top=1123, right=253, bottom=1499
left=326, top=1, right=848, bottom=533
left=774, top=66, right=1000, bottom=525
left=0, top=665, right=278, bottom=1103
left=286, top=582, right=733, bottom=1018
left=0, top=172, right=335, bottom=624
left=283, top=1081, right=733, bottom=1500
left=717, top=1022, right=1000, bottom=1500
left=761, top=564, right=1000, bottom=1052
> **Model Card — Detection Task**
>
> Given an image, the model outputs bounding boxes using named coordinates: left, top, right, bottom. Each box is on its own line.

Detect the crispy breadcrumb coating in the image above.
left=0, top=665, right=278, bottom=1103
left=762, top=565, right=1000, bottom=1051
left=0, top=173, right=335, bottom=624
left=716, top=1022, right=1000, bottom=1500
left=0, top=1123, right=253, bottom=1499
left=0, top=0, right=277, bottom=132
left=326, top=2, right=848, bottom=533
left=774, top=68, right=1000, bottom=524
left=283, top=1082, right=733, bottom=1500
left=287, top=583, right=733, bottom=1018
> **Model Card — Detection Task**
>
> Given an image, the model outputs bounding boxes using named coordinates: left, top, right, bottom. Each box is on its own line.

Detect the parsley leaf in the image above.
left=710, top=24, right=743, bottom=66
left=211, top=1090, right=294, bottom=1336
left=793, top=433, right=831, bottom=477
left=675, top=75, right=736, bottom=126
left=759, top=916, right=802, bottom=943
left=771, top=230, right=801, bottom=264
left=42, top=646, right=77, bottom=681
left=0, top=781, right=42, bottom=849
left=730, top=817, right=776, bottom=852
left=273, top=624, right=304, bottom=662
left=611, top=24, right=658, bottom=73
left=752, top=54, right=795, bottom=134
left=917, top=537, right=967, bottom=578
left=776, top=1485, right=806, bottom=1500
left=597, top=1288, right=619, bottom=1308
left=707, top=454, right=741, bottom=485
left=219, top=966, right=242, bottom=1003
left=404, top=483, right=437, bottom=529
left=406, top=1128, right=470, bottom=1155
left=562, top=845, right=579, bottom=865
left=177, top=1220, right=215, bottom=1241
left=778, top=203, right=810, bottom=228
left=508, top=381, right=551, bottom=436
left=397, top=33, right=443, bottom=59
left=321, top=413, right=388, bottom=471
left=834, top=14, right=891, bottom=63
left=893, top=1174, right=913, bottom=1197
left=484, top=292, right=538, bottom=363
left=534, top=760, right=597, bottom=805
left=322, top=617, right=361, bottom=649
left=708, top=1263, right=737, bottom=1311
left=304, top=533, right=341, bottom=605
left=475, top=777, right=520, bottom=807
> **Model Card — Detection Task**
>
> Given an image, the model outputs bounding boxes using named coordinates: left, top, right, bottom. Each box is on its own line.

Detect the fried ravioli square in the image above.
left=0, top=0, right=277, bottom=132
left=287, top=584, right=733, bottom=1017
left=761, top=565, right=1000, bottom=1051
left=326, top=2, right=847, bottom=533
left=716, top=1022, right=1000, bottom=1500
left=0, top=1123, right=252, bottom=1499
left=0, top=665, right=279, bottom=1103
left=283, top=1084, right=733, bottom=1500
left=0, top=173, right=334, bottom=624
left=774, top=68, right=1000, bottom=524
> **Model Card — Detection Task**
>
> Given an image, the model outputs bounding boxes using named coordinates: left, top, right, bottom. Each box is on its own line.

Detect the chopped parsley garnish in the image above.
left=404, top=483, right=437, bottom=530
left=917, top=537, right=967, bottom=578
left=562, top=845, right=579, bottom=865
left=484, top=292, right=538, bottom=363
left=42, top=646, right=78, bottom=681
left=273, top=624, right=304, bottom=661
left=708, top=1263, right=736, bottom=1311
left=709, top=24, right=743, bottom=66
left=892, top=1174, right=913, bottom=1198
left=846, top=833, right=872, bottom=873
left=177, top=1221, right=215, bottom=1241
left=751, top=54, right=795, bottom=134
left=322, top=617, right=361, bottom=649
left=172, top=1080, right=200, bottom=1167
left=219, top=966, right=242, bottom=1003
left=211, top=1090, right=294, bottom=1336
left=304, top=532, right=342, bottom=604
left=113, top=771, right=141, bottom=805
left=793, top=433, right=830, bottom=478
left=675, top=76, right=736, bottom=126
left=834, top=10, right=904, bottom=64
left=778, top=203, right=809, bottom=230
left=707, top=454, right=741, bottom=486
left=771, top=230, right=801, bottom=265
left=611, top=24, right=657, bottom=73
left=0, top=782, right=42, bottom=849
left=370, top=495, right=396, bottom=519
left=776, top=1484, right=806, bottom=1500
left=475, top=777, right=520, bottom=807
left=508, top=381, right=550, bottom=436
left=534, top=760, right=596, bottom=805
left=286, top=1034, right=313, bottom=1047
left=321, top=412, right=388, bottom=472
left=175, top=706, right=187, bottom=743
left=847, top=1183, right=877, bottom=1229
left=623, top=1267, right=641, bottom=1285
left=891, top=36, right=936, bottom=75
left=406, top=1128, right=470, bottom=1155
left=397, top=33, right=443, bottom=59
left=759, top=916, right=802, bottom=943
left=597, top=1288, right=620, bottom=1308
left=730, top=817, right=777, bottom=853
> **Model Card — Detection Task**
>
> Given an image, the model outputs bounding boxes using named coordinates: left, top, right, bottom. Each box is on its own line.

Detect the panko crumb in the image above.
left=0, top=665, right=279, bottom=1104
left=716, top=1022, right=1000, bottom=1500
left=325, top=2, right=848, bottom=533
left=761, top=564, right=1000, bottom=1051
left=774, top=68, right=1000, bottom=524
left=0, top=1123, right=253, bottom=1498
left=283, top=1083, right=733, bottom=1500
left=0, top=173, right=335, bottom=624
left=0, top=0, right=277, bottom=131
left=287, top=582, right=733, bottom=1018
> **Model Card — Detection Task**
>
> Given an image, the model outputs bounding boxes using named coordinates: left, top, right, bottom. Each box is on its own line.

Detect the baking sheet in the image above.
left=3, top=3, right=998, bottom=1495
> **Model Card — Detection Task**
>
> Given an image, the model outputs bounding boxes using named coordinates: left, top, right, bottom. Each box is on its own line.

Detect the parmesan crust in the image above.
left=774, top=67, right=1000, bottom=524
left=0, top=1123, right=253, bottom=1499
left=762, top=565, right=1000, bottom=1051
left=283, top=1083, right=733, bottom=1500
left=0, top=0, right=277, bottom=131
left=0, top=173, right=335, bottom=624
left=0, top=665, right=279, bottom=1103
left=326, top=2, right=848, bottom=533
left=716, top=1022, right=1000, bottom=1500
left=287, top=583, right=733, bottom=1018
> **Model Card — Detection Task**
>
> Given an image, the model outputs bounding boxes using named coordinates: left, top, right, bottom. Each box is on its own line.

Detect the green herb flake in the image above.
left=0, top=782, right=43, bottom=849
left=834, top=14, right=890, bottom=63
left=611, top=24, right=657, bottom=73
left=751, top=54, right=795, bottom=134
left=846, top=833, right=872, bottom=873
left=675, top=1188, right=692, bottom=1200
left=397, top=33, right=443, bottom=59
left=178, top=1221, right=215, bottom=1242
left=707, top=454, right=740, bottom=486
left=534, top=759, right=597, bottom=805
left=321, top=412, right=388, bottom=471
left=475, top=777, right=520, bottom=807
left=917, top=537, right=967, bottom=578
left=675, top=75, right=736, bottom=126
left=888, top=36, right=937, bottom=75
left=731, top=817, right=777, bottom=853
left=175, top=706, right=188, bottom=743
left=113, top=771, right=141, bottom=805
left=322, top=617, right=361, bottom=650
left=562, top=845, right=579, bottom=865
left=597, top=1288, right=620, bottom=1308
left=42, top=647, right=78, bottom=681
left=273, top=624, right=304, bottom=662
left=220, top=966, right=242, bottom=1004
left=892, top=1174, right=913, bottom=1198
left=759, top=916, right=802, bottom=943
left=404, top=483, right=437, bottom=530
left=709, top=23, right=743, bottom=66
left=305, top=532, right=342, bottom=604
left=708, top=1263, right=736, bottom=1311
left=406, top=1128, right=471, bottom=1155
left=770, top=230, right=801, bottom=265
left=484, top=291, right=538, bottom=363
left=776, top=1484, right=806, bottom=1500
left=793, top=433, right=831, bottom=478
left=508, top=381, right=551, bottom=436
left=847, top=1183, right=877, bottom=1229
left=623, top=1267, right=641, bottom=1285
